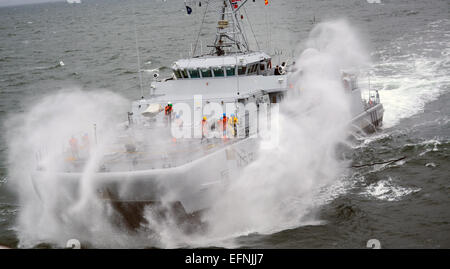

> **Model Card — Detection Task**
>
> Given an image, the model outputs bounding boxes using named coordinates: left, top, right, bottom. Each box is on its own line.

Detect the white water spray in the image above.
left=5, top=87, right=132, bottom=248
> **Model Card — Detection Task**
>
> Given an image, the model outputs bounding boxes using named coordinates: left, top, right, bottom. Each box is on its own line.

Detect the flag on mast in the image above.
left=184, top=0, right=192, bottom=14
left=231, top=0, right=241, bottom=9
left=186, top=5, right=192, bottom=14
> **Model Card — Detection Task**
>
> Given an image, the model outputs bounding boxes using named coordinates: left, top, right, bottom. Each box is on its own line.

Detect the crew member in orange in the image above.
left=69, top=136, right=79, bottom=159
left=230, top=114, right=238, bottom=137
left=164, top=102, right=173, bottom=126
left=201, top=116, right=208, bottom=143
left=222, top=113, right=228, bottom=140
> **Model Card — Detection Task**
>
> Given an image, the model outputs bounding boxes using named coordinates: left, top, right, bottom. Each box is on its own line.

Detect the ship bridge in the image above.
left=172, top=52, right=272, bottom=79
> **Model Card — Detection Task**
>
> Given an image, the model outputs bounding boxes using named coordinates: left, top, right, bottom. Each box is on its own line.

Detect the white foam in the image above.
left=351, top=132, right=391, bottom=149
left=404, top=138, right=442, bottom=156
left=361, top=19, right=450, bottom=128
left=363, top=177, right=421, bottom=202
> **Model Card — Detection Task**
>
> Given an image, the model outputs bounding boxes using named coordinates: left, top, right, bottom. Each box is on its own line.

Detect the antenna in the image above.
left=132, top=1, right=144, bottom=98
left=192, top=0, right=210, bottom=56
left=235, top=53, right=240, bottom=95
left=204, top=0, right=251, bottom=56
left=265, top=3, right=271, bottom=54
left=242, top=4, right=260, bottom=51
left=191, top=0, right=257, bottom=56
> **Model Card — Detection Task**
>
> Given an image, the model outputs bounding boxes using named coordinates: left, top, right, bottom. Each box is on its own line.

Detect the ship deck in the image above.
left=62, top=136, right=242, bottom=173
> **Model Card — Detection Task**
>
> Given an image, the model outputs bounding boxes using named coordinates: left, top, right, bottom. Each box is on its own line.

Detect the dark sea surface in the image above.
left=0, top=0, right=449, bottom=248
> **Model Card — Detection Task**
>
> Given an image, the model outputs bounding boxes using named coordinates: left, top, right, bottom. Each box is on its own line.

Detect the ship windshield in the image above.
left=248, top=64, right=257, bottom=74
left=189, top=68, right=200, bottom=78
left=181, top=69, right=188, bottom=78
left=247, top=65, right=252, bottom=74
left=213, top=67, right=224, bottom=77
left=259, top=62, right=265, bottom=71
left=238, top=65, right=247, bottom=75
left=173, top=69, right=182, bottom=79
left=201, top=68, right=212, bottom=78
left=226, top=66, right=235, bottom=76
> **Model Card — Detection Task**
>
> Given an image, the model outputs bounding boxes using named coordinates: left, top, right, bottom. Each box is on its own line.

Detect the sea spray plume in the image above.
left=5, top=87, right=136, bottom=248
left=197, top=19, right=370, bottom=242
left=305, top=19, right=370, bottom=70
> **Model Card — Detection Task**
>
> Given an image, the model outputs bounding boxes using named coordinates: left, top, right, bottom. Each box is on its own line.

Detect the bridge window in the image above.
left=226, top=66, right=235, bottom=76
left=238, top=65, right=247, bottom=75
left=173, top=69, right=182, bottom=79
left=181, top=69, right=188, bottom=78
left=201, top=68, right=212, bottom=78
left=247, top=64, right=257, bottom=74
left=213, top=67, right=224, bottom=77
left=189, top=68, right=200, bottom=78
left=259, top=62, right=265, bottom=71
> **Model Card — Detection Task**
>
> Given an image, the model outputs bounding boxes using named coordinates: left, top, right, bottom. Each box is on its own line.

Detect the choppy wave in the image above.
left=363, top=177, right=421, bottom=202
left=351, top=132, right=392, bottom=149
left=403, top=137, right=445, bottom=157
left=0, top=207, right=18, bottom=217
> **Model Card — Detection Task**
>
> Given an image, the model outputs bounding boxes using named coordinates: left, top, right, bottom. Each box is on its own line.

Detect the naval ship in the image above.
left=31, top=0, right=384, bottom=230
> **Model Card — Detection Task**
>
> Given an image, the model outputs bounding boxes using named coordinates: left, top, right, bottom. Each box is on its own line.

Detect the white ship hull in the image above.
left=31, top=138, right=259, bottom=215
left=30, top=101, right=383, bottom=218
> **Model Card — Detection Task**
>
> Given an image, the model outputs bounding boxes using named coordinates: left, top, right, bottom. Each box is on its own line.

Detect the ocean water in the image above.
left=0, top=0, right=449, bottom=248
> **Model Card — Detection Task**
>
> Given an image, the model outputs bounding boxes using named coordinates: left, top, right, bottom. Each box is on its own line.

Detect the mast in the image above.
left=208, top=0, right=250, bottom=56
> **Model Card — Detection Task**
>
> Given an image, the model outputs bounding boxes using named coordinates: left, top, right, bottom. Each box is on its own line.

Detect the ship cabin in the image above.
left=171, top=52, right=273, bottom=80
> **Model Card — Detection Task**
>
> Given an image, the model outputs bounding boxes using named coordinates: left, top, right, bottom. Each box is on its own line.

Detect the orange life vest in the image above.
left=222, top=116, right=227, bottom=128
left=69, top=138, right=77, bottom=147
left=202, top=119, right=207, bottom=134
left=165, top=105, right=172, bottom=115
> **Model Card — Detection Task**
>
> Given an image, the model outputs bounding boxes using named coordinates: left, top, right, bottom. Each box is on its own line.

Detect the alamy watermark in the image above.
left=161, top=94, right=280, bottom=145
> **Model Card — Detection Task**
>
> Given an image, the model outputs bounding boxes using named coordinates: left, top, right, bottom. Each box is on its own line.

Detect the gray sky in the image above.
left=0, top=0, right=63, bottom=7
